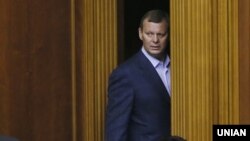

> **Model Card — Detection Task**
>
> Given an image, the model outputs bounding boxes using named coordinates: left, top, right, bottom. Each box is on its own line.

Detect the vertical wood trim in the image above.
left=171, top=0, right=214, bottom=140
left=171, top=0, right=239, bottom=140
left=82, top=0, right=95, bottom=140
left=78, top=0, right=117, bottom=141
left=228, top=0, right=239, bottom=123
left=217, top=0, right=229, bottom=124
left=211, top=0, right=219, bottom=124
left=71, top=0, right=77, bottom=140
left=216, top=0, right=239, bottom=124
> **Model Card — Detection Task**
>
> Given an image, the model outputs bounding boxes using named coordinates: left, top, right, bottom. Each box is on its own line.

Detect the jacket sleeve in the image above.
left=105, top=69, right=134, bottom=141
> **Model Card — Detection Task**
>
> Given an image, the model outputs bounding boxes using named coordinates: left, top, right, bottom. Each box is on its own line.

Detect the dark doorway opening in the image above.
left=118, top=0, right=170, bottom=64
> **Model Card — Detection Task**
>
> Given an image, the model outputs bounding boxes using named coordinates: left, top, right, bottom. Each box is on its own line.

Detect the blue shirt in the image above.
left=141, top=47, right=171, bottom=95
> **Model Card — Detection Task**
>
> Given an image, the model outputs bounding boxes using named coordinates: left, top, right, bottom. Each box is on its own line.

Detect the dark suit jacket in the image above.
left=0, top=135, right=18, bottom=141
left=105, top=50, right=171, bottom=141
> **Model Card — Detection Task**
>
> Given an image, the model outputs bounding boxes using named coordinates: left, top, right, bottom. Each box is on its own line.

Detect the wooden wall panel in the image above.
left=0, top=0, right=73, bottom=141
left=239, top=0, right=250, bottom=124
left=171, top=0, right=239, bottom=141
left=75, top=0, right=117, bottom=141
left=171, top=1, right=214, bottom=140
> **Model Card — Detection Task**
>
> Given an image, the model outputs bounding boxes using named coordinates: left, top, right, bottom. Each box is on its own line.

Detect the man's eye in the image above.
left=158, top=33, right=167, bottom=38
left=146, top=33, right=153, bottom=36
left=158, top=34, right=163, bottom=38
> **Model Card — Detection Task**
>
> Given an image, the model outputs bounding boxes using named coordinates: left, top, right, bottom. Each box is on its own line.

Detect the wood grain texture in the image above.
left=75, top=0, right=117, bottom=141
left=239, top=0, right=250, bottom=124
left=0, top=0, right=73, bottom=140
left=171, top=0, right=239, bottom=141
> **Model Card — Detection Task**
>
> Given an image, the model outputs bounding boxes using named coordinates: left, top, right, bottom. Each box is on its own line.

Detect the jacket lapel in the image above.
left=135, top=51, right=170, bottom=101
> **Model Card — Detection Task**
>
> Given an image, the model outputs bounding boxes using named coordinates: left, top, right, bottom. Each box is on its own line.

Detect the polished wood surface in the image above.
left=75, top=0, right=117, bottom=141
left=171, top=0, right=239, bottom=140
left=0, top=0, right=73, bottom=140
left=239, top=0, right=250, bottom=124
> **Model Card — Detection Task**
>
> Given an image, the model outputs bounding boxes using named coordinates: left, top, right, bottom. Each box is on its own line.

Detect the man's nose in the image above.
left=152, top=35, right=159, bottom=42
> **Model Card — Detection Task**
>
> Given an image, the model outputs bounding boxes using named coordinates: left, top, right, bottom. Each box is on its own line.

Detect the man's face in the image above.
left=139, top=19, right=168, bottom=60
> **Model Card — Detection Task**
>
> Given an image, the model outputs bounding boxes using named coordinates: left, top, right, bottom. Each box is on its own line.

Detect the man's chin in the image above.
left=149, top=52, right=161, bottom=58
left=149, top=50, right=161, bottom=55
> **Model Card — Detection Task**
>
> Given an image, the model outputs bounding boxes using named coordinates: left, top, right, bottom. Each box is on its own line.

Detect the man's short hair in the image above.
left=139, top=9, right=169, bottom=30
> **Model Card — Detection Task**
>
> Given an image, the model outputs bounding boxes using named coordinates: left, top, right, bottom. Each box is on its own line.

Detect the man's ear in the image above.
left=138, top=27, right=142, bottom=40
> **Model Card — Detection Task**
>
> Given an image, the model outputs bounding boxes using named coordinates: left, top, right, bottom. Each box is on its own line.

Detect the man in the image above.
left=105, top=9, right=171, bottom=141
